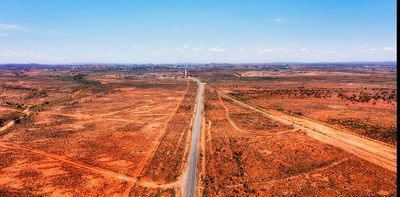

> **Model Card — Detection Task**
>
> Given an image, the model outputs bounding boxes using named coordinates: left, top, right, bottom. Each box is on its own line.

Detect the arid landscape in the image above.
left=0, top=65, right=197, bottom=196
left=0, top=63, right=397, bottom=196
left=192, top=64, right=397, bottom=196
left=1, top=0, right=396, bottom=196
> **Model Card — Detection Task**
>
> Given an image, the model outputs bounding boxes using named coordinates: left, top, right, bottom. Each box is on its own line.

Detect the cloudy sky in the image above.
left=0, top=0, right=396, bottom=63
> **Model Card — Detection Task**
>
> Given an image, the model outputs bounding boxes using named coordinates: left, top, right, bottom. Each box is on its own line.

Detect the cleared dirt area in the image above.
left=0, top=67, right=196, bottom=196
left=201, top=87, right=396, bottom=196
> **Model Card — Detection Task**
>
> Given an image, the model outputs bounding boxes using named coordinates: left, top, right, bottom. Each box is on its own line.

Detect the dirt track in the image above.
left=217, top=93, right=297, bottom=136
left=0, top=107, right=30, bottom=133
left=0, top=82, right=193, bottom=195
left=225, top=157, right=350, bottom=188
left=220, top=92, right=397, bottom=173
left=0, top=142, right=138, bottom=182
left=138, top=82, right=190, bottom=177
left=0, top=142, right=185, bottom=191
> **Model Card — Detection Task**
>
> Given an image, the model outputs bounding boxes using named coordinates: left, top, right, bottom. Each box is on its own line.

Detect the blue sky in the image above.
left=0, top=0, right=396, bottom=63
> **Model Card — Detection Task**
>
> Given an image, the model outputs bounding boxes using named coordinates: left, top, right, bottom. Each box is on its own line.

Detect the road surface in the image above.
left=220, top=93, right=397, bottom=173
left=182, top=77, right=204, bottom=197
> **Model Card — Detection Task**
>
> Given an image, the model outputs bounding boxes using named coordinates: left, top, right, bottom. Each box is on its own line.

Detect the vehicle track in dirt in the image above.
left=0, top=82, right=194, bottom=196
left=0, top=142, right=138, bottom=182
left=0, top=142, right=183, bottom=189
left=220, top=92, right=397, bottom=172
left=217, top=93, right=297, bottom=136
left=0, top=107, right=30, bottom=133
left=225, top=157, right=350, bottom=188
left=137, top=82, right=191, bottom=177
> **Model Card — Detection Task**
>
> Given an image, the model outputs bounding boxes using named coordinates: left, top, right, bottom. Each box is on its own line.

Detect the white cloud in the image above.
left=256, top=48, right=291, bottom=54
left=105, top=50, right=121, bottom=58
left=299, top=48, right=309, bottom=53
left=254, top=48, right=339, bottom=60
left=176, top=47, right=188, bottom=54
left=208, top=47, right=226, bottom=53
left=0, top=49, right=45, bottom=60
left=0, top=23, right=32, bottom=32
left=232, top=47, right=247, bottom=55
left=149, top=48, right=167, bottom=54
left=0, top=32, right=8, bottom=37
left=354, top=45, right=396, bottom=55
left=192, top=47, right=203, bottom=51
left=383, top=47, right=396, bottom=52
left=324, top=50, right=336, bottom=54
left=356, top=47, right=377, bottom=54
left=237, top=47, right=246, bottom=52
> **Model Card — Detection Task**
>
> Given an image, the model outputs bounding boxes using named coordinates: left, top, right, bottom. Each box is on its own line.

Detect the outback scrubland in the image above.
left=194, top=65, right=397, bottom=196
left=0, top=63, right=397, bottom=196
left=0, top=65, right=196, bottom=196
left=196, top=67, right=397, bottom=145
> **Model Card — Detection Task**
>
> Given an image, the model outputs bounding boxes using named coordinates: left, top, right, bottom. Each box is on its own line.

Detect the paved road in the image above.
left=183, top=77, right=204, bottom=197
left=221, top=93, right=397, bottom=173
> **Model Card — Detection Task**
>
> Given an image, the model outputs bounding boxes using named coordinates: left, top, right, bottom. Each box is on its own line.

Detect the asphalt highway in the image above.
left=183, top=77, right=204, bottom=197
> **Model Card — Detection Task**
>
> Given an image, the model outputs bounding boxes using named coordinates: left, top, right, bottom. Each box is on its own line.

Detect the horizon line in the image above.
left=0, top=60, right=397, bottom=65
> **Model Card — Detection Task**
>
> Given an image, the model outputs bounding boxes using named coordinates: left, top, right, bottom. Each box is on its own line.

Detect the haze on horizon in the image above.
left=0, top=0, right=397, bottom=64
